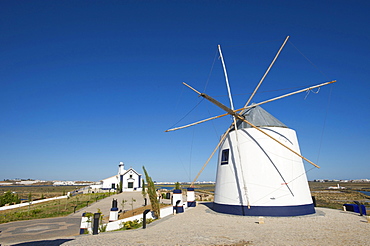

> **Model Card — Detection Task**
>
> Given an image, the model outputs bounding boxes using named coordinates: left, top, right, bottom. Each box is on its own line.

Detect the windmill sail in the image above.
left=167, top=38, right=335, bottom=216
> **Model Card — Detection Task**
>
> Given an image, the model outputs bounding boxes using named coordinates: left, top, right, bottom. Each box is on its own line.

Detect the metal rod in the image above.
left=218, top=45, right=235, bottom=110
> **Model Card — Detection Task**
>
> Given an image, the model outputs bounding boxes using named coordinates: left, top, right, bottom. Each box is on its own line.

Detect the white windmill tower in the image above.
left=166, top=36, right=336, bottom=216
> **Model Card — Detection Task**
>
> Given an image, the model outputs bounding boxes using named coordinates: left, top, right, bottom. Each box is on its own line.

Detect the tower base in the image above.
left=213, top=202, right=315, bottom=216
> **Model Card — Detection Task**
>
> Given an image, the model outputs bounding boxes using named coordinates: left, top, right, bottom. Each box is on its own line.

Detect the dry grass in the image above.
left=0, top=185, right=77, bottom=200
left=0, top=192, right=113, bottom=224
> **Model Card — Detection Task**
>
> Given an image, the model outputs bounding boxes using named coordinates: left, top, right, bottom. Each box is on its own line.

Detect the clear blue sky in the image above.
left=1, top=1, right=369, bottom=182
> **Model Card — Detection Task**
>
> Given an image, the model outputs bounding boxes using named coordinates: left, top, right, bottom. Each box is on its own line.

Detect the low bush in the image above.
left=117, top=218, right=154, bottom=231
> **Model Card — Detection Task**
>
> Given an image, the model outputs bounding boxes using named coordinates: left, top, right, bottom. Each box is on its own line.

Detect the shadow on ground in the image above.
left=200, top=202, right=214, bottom=210
left=11, top=239, right=74, bottom=246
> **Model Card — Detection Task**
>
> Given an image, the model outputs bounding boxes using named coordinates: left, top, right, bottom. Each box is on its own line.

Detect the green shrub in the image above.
left=118, top=218, right=154, bottom=231
left=0, top=191, right=21, bottom=207
left=122, top=219, right=140, bottom=230
left=142, top=166, right=160, bottom=218
left=99, top=223, right=107, bottom=232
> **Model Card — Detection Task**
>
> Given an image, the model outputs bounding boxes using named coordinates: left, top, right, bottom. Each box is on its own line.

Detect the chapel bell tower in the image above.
left=118, top=161, right=125, bottom=175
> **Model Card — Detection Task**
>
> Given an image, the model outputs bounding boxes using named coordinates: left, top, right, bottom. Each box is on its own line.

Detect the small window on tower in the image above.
left=221, top=149, right=229, bottom=165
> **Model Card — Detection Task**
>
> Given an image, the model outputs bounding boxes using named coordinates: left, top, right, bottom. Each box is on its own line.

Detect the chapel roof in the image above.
left=122, top=167, right=141, bottom=176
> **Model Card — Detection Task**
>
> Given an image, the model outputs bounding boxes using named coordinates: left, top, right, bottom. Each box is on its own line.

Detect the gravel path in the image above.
left=61, top=203, right=369, bottom=246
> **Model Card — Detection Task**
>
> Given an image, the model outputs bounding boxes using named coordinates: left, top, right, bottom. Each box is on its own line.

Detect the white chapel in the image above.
left=92, top=162, right=142, bottom=192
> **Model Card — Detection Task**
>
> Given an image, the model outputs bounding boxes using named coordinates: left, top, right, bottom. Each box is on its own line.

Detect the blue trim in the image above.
left=187, top=188, right=194, bottom=191
left=80, top=228, right=86, bottom=234
left=173, top=206, right=184, bottom=213
left=343, top=204, right=367, bottom=215
left=213, top=202, right=315, bottom=216
left=187, top=201, right=196, bottom=207
left=110, top=207, right=119, bottom=211
left=173, top=189, right=182, bottom=194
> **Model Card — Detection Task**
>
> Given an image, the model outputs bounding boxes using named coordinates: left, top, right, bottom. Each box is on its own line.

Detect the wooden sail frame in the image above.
left=166, top=36, right=290, bottom=134
left=187, top=81, right=336, bottom=187
left=166, top=80, right=336, bottom=133
left=166, top=37, right=336, bottom=187
left=183, top=83, right=321, bottom=168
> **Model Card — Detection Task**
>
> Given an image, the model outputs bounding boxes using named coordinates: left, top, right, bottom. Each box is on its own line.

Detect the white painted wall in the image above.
left=121, top=169, right=141, bottom=191
left=102, top=175, right=119, bottom=190
left=104, top=206, right=176, bottom=232
left=215, top=127, right=312, bottom=207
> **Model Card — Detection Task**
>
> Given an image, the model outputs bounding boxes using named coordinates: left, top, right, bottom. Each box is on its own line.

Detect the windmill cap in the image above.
left=232, top=105, right=287, bottom=130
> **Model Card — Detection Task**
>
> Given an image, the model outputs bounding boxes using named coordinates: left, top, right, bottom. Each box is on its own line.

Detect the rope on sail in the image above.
left=289, top=41, right=330, bottom=81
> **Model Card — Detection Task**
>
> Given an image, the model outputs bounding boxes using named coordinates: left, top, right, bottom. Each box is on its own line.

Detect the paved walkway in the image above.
left=62, top=204, right=369, bottom=246
left=0, top=191, right=151, bottom=245
left=3, top=201, right=368, bottom=245
left=0, top=216, right=81, bottom=246
left=69, top=191, right=148, bottom=221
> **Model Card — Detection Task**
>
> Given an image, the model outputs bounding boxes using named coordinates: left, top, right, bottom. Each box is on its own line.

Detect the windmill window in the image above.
left=221, top=149, right=229, bottom=165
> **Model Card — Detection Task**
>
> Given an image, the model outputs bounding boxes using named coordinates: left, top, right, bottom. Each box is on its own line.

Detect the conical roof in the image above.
left=233, top=105, right=287, bottom=130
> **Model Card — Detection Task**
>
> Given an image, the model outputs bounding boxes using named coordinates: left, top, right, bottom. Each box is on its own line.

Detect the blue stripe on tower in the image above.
left=212, top=203, right=315, bottom=216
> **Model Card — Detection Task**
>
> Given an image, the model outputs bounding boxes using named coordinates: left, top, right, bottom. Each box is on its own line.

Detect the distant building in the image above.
left=93, top=162, right=142, bottom=192
left=16, top=180, right=45, bottom=185
left=328, top=184, right=346, bottom=189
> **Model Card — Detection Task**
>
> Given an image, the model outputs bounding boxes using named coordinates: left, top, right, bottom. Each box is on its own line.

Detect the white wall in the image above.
left=0, top=195, right=68, bottom=211
left=104, top=206, right=175, bottom=232
left=102, top=176, right=118, bottom=190
left=215, top=127, right=312, bottom=207
left=122, top=169, right=141, bottom=191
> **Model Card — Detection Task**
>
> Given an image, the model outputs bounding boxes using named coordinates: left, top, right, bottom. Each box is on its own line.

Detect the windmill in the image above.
left=166, top=36, right=336, bottom=216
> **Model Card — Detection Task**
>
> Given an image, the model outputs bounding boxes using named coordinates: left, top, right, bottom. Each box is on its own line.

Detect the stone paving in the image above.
left=61, top=205, right=370, bottom=246
left=2, top=199, right=369, bottom=246
left=0, top=217, right=80, bottom=246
